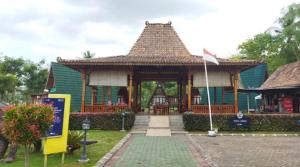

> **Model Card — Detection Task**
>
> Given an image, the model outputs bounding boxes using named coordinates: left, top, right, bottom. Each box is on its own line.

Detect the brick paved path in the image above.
left=111, top=135, right=200, bottom=167
left=192, top=135, right=300, bottom=167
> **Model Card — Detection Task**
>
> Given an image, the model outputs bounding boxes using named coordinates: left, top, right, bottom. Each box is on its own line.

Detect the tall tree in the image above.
left=23, top=60, right=48, bottom=96
left=0, top=56, right=25, bottom=85
left=0, top=56, right=48, bottom=103
left=233, top=3, right=300, bottom=73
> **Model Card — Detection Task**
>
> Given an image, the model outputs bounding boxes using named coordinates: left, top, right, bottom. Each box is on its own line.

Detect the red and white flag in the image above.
left=203, top=48, right=219, bottom=65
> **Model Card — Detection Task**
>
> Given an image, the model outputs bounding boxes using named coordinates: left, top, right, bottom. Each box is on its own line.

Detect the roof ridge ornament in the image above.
left=57, top=57, right=62, bottom=62
left=145, top=21, right=172, bottom=25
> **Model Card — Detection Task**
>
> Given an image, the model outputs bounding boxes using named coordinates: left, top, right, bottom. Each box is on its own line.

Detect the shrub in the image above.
left=69, top=112, right=135, bottom=130
left=2, top=104, right=54, bottom=167
left=183, top=113, right=300, bottom=131
left=67, top=131, right=84, bottom=154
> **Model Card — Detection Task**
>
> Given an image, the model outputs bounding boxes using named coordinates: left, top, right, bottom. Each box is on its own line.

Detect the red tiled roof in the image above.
left=260, top=61, right=300, bottom=89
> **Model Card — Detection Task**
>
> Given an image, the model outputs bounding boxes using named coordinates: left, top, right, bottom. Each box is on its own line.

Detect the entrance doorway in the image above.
left=140, top=81, right=179, bottom=115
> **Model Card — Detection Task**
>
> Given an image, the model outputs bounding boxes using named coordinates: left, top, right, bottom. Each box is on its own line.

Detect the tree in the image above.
left=2, top=104, right=54, bottom=167
left=233, top=3, right=300, bottom=73
left=82, top=50, right=95, bottom=59
left=0, top=56, right=25, bottom=86
left=0, top=74, right=17, bottom=102
left=23, top=60, right=48, bottom=97
left=0, top=56, right=48, bottom=103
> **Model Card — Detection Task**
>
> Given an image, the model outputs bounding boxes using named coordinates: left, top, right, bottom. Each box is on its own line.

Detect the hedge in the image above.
left=69, top=112, right=135, bottom=130
left=183, top=113, right=300, bottom=131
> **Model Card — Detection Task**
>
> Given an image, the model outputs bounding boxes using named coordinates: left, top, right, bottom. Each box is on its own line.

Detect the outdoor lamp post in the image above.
left=121, top=111, right=126, bottom=132
left=79, top=117, right=90, bottom=163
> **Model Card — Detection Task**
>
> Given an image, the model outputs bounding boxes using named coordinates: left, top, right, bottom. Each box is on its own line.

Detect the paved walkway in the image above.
left=109, top=135, right=201, bottom=167
left=191, top=135, right=300, bottom=167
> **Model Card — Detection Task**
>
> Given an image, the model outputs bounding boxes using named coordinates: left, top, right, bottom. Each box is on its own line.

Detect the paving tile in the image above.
left=192, top=136, right=300, bottom=167
left=113, top=135, right=199, bottom=167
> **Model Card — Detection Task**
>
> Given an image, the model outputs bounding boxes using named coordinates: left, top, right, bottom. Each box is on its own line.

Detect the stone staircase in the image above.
left=131, top=115, right=186, bottom=135
left=169, top=115, right=187, bottom=134
left=131, top=115, right=150, bottom=133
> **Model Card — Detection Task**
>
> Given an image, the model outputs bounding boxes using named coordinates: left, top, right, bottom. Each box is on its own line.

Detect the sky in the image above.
left=0, top=0, right=298, bottom=64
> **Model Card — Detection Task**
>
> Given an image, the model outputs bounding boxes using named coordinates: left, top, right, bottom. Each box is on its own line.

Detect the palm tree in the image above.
left=82, top=50, right=95, bottom=59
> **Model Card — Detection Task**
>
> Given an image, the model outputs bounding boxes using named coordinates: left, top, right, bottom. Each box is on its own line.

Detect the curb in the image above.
left=186, top=134, right=218, bottom=167
left=191, top=133, right=300, bottom=137
left=94, top=133, right=132, bottom=167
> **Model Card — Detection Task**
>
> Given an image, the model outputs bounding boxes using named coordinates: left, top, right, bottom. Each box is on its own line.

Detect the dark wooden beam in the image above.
left=81, top=69, right=86, bottom=112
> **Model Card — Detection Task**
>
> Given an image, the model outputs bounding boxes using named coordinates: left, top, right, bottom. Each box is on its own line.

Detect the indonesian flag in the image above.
left=203, top=48, right=219, bottom=65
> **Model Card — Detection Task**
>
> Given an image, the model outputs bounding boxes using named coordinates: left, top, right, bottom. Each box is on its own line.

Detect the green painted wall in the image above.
left=50, top=62, right=120, bottom=112
left=200, top=63, right=267, bottom=111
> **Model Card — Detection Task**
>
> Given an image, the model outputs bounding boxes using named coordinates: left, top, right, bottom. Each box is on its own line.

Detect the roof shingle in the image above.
left=260, top=61, right=300, bottom=89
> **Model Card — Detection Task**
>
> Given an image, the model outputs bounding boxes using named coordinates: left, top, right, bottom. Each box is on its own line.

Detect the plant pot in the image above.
left=208, top=130, right=217, bottom=137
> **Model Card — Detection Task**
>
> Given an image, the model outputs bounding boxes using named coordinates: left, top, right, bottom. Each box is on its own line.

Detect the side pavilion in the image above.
left=57, top=22, right=259, bottom=114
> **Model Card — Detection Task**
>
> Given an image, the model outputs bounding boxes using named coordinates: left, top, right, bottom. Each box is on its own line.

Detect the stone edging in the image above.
left=191, top=133, right=299, bottom=137
left=94, top=133, right=132, bottom=167
left=186, top=134, right=218, bottom=167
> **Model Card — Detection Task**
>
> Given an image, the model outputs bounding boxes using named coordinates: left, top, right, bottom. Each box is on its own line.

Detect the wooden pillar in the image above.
left=177, top=80, right=181, bottom=113
left=188, top=72, right=192, bottom=111
left=139, top=81, right=142, bottom=105
left=233, top=73, right=239, bottom=113
left=91, top=87, right=95, bottom=105
left=133, top=79, right=138, bottom=111
left=81, top=70, right=86, bottom=112
left=128, top=73, right=133, bottom=108
left=182, top=80, right=186, bottom=112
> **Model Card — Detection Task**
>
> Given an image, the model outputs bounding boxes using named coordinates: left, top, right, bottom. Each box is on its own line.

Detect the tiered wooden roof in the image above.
left=58, top=22, right=258, bottom=69
left=260, top=61, right=300, bottom=89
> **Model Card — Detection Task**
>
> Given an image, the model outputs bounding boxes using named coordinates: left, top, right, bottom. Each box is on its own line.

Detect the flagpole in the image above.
left=204, top=59, right=213, bottom=131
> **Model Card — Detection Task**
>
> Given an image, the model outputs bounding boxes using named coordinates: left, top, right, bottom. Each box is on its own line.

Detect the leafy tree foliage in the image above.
left=0, top=56, right=48, bottom=103
left=23, top=60, right=48, bottom=96
left=233, top=3, right=300, bottom=73
left=141, top=81, right=177, bottom=108
left=141, top=81, right=156, bottom=108
left=0, top=74, right=17, bottom=102
left=82, top=50, right=95, bottom=58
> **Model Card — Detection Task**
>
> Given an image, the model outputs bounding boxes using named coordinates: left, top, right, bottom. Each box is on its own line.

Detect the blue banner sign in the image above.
left=42, top=98, right=65, bottom=137
left=229, top=112, right=250, bottom=129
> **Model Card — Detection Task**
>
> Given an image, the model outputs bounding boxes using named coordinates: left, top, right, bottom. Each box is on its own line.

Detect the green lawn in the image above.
left=1, top=130, right=127, bottom=167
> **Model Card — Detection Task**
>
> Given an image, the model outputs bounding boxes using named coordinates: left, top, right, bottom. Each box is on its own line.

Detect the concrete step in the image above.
left=171, top=130, right=188, bottom=135
left=132, top=115, right=150, bottom=131
left=146, top=128, right=171, bottom=136
left=169, top=115, right=184, bottom=132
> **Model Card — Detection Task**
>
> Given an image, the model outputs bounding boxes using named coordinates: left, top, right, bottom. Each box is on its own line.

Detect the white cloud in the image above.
left=0, top=0, right=298, bottom=63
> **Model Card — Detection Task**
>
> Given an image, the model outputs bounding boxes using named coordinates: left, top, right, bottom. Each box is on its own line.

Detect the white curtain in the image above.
left=89, top=71, right=128, bottom=86
left=193, top=72, right=232, bottom=87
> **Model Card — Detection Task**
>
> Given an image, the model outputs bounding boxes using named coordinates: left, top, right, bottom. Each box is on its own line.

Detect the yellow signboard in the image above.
left=43, top=94, right=71, bottom=155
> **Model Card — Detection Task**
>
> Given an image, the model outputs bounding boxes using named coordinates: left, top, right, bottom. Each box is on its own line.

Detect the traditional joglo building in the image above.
left=56, top=22, right=259, bottom=114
